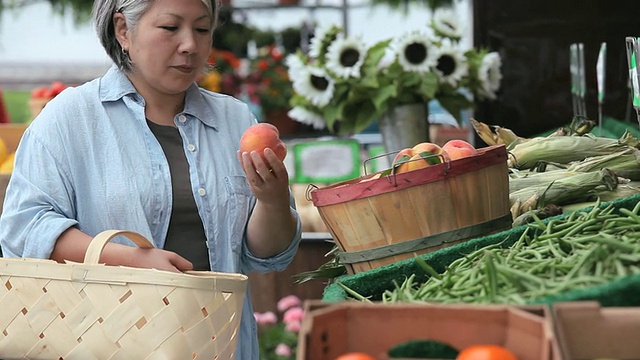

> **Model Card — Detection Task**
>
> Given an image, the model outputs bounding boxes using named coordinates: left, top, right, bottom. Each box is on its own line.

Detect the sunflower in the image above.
left=433, top=42, right=468, bottom=87
left=308, top=23, right=341, bottom=59
left=290, top=65, right=335, bottom=107
left=477, top=52, right=503, bottom=100
left=325, top=34, right=368, bottom=79
left=285, top=54, right=306, bottom=77
left=394, top=30, right=438, bottom=73
left=288, top=106, right=326, bottom=130
left=431, top=8, right=464, bottom=40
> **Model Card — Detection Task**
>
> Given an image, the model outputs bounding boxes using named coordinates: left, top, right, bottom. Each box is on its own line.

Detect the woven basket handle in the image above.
left=84, top=230, right=156, bottom=264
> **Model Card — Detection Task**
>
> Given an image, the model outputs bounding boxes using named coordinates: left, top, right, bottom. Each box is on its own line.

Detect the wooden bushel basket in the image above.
left=310, top=144, right=512, bottom=274
left=0, top=230, right=248, bottom=359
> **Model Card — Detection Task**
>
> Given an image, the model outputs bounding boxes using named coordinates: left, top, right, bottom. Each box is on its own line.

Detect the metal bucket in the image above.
left=378, top=103, right=429, bottom=153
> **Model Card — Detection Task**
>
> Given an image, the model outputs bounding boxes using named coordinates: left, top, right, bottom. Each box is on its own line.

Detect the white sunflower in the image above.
left=433, top=43, right=468, bottom=87
left=477, top=52, right=503, bottom=100
left=325, top=34, right=368, bottom=78
left=285, top=54, right=305, bottom=77
left=288, top=106, right=326, bottom=130
left=292, top=65, right=335, bottom=107
left=394, top=30, right=438, bottom=73
left=308, top=23, right=340, bottom=59
left=431, top=8, right=464, bottom=40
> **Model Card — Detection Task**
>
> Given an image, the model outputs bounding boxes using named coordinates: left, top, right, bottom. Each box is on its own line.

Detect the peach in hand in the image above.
left=442, top=139, right=478, bottom=160
left=240, top=123, right=287, bottom=162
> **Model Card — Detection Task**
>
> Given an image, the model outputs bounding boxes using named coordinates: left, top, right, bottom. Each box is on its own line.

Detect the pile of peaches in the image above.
left=391, top=139, right=477, bottom=174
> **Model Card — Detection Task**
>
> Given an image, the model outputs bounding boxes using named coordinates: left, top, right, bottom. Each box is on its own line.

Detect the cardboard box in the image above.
left=0, top=123, right=28, bottom=215
left=297, top=302, right=554, bottom=360
left=552, top=301, right=640, bottom=360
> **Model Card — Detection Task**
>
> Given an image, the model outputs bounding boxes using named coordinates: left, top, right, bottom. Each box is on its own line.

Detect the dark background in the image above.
left=472, top=0, right=640, bottom=138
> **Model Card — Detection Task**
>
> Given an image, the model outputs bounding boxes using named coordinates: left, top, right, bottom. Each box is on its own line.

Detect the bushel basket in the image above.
left=0, top=230, right=248, bottom=360
left=310, top=144, right=511, bottom=274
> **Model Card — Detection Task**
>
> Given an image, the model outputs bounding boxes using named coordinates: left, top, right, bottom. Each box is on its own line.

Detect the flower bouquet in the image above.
left=245, top=45, right=294, bottom=115
left=286, top=8, right=503, bottom=136
left=198, top=48, right=243, bottom=96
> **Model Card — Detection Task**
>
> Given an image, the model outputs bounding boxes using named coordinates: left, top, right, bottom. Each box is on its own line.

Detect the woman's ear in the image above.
left=113, top=13, right=129, bottom=51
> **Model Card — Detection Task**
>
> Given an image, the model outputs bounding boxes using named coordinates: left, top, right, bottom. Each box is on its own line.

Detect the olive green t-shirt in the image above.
left=147, top=120, right=210, bottom=271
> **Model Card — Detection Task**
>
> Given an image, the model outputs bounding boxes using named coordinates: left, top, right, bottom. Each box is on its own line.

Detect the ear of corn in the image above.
left=509, top=169, right=583, bottom=192
left=567, top=147, right=640, bottom=180
left=508, top=168, right=618, bottom=211
left=507, top=135, right=637, bottom=169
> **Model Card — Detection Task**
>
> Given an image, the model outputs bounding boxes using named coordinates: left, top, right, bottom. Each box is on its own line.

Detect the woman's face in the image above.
left=122, top=0, right=213, bottom=97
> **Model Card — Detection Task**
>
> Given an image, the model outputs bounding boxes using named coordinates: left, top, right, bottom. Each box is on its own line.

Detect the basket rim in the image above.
left=310, top=144, right=507, bottom=207
left=0, top=257, right=248, bottom=292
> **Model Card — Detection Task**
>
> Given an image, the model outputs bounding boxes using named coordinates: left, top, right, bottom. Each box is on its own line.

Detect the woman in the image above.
left=0, top=0, right=301, bottom=358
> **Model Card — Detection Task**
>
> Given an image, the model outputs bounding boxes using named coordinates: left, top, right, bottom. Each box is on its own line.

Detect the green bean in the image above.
left=414, top=255, right=442, bottom=280
left=619, top=208, right=640, bottom=222
left=577, top=233, right=638, bottom=253
left=484, top=251, right=499, bottom=302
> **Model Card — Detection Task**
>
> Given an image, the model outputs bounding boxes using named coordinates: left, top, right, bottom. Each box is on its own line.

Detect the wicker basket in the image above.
left=310, top=144, right=512, bottom=274
left=0, top=230, right=248, bottom=359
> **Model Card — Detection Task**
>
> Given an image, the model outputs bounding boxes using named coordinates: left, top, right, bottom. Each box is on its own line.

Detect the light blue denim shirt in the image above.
left=0, top=65, right=302, bottom=360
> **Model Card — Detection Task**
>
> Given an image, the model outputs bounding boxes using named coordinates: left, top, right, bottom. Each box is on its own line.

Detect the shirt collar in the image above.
left=99, top=65, right=138, bottom=102
left=183, top=82, right=218, bottom=130
left=99, top=65, right=218, bottom=130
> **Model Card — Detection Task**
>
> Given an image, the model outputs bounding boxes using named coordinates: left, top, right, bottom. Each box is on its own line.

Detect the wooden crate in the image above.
left=309, top=145, right=511, bottom=274
left=297, top=302, right=555, bottom=360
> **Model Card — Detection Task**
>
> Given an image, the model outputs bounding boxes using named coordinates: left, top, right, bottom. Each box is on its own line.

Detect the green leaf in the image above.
left=438, top=92, right=474, bottom=124
left=417, top=73, right=439, bottom=99
left=417, top=151, right=443, bottom=165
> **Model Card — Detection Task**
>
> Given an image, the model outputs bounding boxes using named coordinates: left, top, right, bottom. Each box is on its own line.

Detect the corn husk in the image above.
left=512, top=204, right=563, bottom=227
left=560, top=182, right=640, bottom=213
left=567, top=147, right=640, bottom=180
left=507, top=133, right=638, bottom=169
left=508, top=168, right=618, bottom=210
left=509, top=169, right=583, bottom=192
left=470, top=118, right=530, bottom=146
left=471, top=116, right=597, bottom=147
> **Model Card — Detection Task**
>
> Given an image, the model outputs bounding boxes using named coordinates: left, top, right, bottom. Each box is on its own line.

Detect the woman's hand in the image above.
left=237, top=147, right=298, bottom=258
left=238, top=148, right=290, bottom=207
left=126, top=247, right=193, bottom=272
left=52, top=227, right=193, bottom=273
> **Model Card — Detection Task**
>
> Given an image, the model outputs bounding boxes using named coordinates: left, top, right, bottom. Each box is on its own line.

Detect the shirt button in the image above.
left=187, top=144, right=196, bottom=152
left=178, top=115, right=187, bottom=123
left=198, top=188, right=206, bottom=196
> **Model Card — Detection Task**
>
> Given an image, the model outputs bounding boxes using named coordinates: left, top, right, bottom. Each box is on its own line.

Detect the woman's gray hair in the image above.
left=93, top=0, right=219, bottom=71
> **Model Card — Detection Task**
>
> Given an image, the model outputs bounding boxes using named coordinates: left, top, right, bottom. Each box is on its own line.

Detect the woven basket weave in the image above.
left=0, top=230, right=248, bottom=360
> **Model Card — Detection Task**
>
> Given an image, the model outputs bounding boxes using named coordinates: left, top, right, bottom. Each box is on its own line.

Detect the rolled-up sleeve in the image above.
left=241, top=201, right=303, bottom=273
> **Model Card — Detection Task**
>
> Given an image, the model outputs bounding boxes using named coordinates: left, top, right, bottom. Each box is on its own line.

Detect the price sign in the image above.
left=291, top=139, right=361, bottom=184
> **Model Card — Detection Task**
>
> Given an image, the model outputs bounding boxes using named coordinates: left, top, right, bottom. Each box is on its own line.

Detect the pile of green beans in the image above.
left=373, top=201, right=640, bottom=305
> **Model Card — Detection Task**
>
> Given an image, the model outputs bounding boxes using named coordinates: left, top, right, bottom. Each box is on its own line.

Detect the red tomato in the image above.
left=31, top=86, right=49, bottom=99
left=50, top=81, right=66, bottom=96
left=457, top=345, right=518, bottom=360
left=334, top=352, right=376, bottom=360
